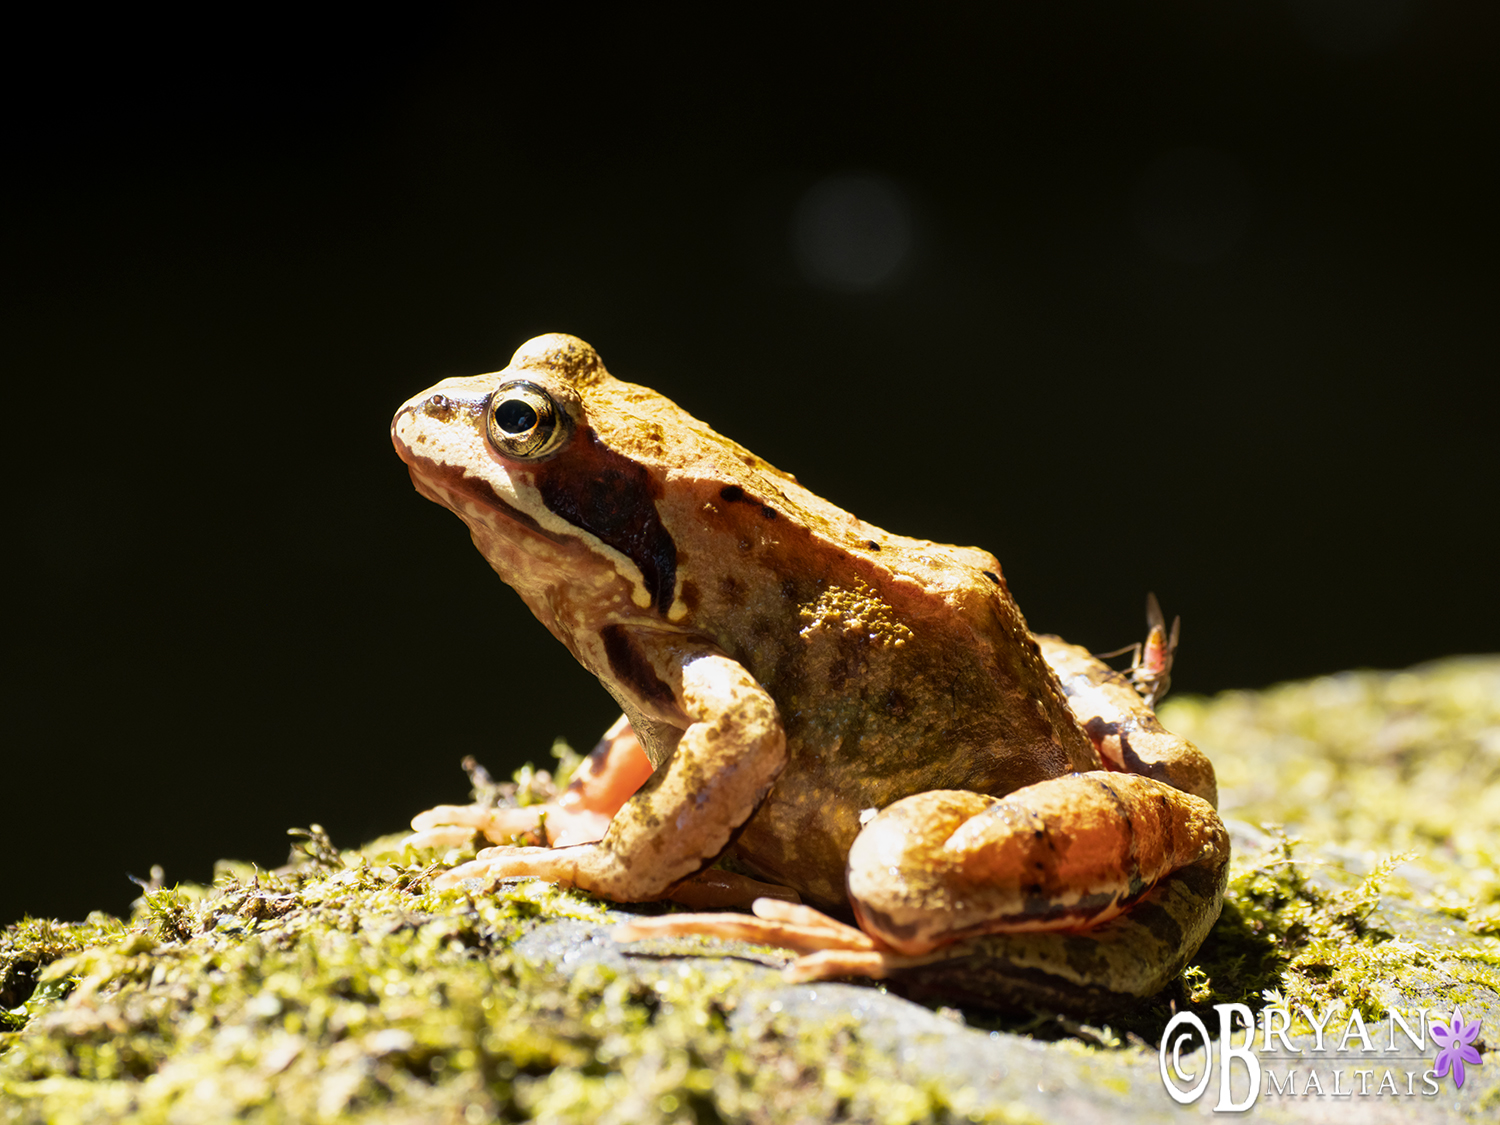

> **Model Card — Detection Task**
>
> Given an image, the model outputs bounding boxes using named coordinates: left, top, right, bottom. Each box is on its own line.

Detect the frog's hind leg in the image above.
left=616, top=774, right=1228, bottom=1008
left=1034, top=633, right=1218, bottom=806
left=614, top=639, right=1230, bottom=1010
left=802, top=775, right=1227, bottom=1010
left=843, top=774, right=1227, bottom=956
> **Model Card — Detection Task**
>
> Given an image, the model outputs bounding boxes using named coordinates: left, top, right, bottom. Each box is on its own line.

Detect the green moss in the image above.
left=0, top=838, right=1036, bottom=1123
left=1161, top=656, right=1500, bottom=902
left=1156, top=657, right=1500, bottom=1037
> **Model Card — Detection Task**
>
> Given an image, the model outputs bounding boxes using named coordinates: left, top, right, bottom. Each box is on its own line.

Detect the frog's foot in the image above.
left=430, top=841, right=621, bottom=892
left=406, top=714, right=654, bottom=851
left=614, top=898, right=933, bottom=980
left=407, top=804, right=549, bottom=850
left=1034, top=634, right=1216, bottom=806
left=429, top=837, right=738, bottom=902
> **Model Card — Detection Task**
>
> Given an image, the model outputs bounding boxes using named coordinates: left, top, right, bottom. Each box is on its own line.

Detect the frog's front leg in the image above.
left=433, top=644, right=787, bottom=901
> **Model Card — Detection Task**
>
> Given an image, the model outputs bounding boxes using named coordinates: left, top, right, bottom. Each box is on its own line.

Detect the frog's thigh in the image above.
left=846, top=773, right=1228, bottom=957
left=847, top=859, right=1230, bottom=1013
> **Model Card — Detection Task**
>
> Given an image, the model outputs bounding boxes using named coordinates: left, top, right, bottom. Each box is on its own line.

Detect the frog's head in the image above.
left=392, top=333, right=687, bottom=638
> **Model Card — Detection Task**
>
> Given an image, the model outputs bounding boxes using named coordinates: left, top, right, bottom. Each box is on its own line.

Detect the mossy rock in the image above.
left=3, top=658, right=1497, bottom=1123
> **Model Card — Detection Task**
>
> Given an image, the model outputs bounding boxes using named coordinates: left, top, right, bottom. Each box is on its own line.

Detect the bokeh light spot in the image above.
left=792, top=174, right=914, bottom=292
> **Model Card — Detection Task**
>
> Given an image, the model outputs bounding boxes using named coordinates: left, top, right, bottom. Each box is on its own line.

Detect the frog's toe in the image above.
left=429, top=856, right=503, bottom=890
left=425, top=844, right=556, bottom=890
left=613, top=897, right=883, bottom=957
left=613, top=913, right=867, bottom=955
left=410, top=803, right=547, bottom=845
left=404, top=825, right=482, bottom=850
left=784, top=948, right=934, bottom=983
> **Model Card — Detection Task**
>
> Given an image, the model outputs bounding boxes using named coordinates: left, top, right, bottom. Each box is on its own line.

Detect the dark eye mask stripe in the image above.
left=535, top=427, right=678, bottom=614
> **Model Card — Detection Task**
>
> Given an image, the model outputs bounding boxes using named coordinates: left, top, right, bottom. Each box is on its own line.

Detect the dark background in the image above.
left=6, top=2, right=1495, bottom=927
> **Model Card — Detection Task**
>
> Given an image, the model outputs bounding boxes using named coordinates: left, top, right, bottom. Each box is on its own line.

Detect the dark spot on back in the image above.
left=867, top=540, right=881, bottom=551
left=882, top=688, right=909, bottom=718
left=982, top=571, right=1001, bottom=586
left=717, top=483, right=775, bottom=520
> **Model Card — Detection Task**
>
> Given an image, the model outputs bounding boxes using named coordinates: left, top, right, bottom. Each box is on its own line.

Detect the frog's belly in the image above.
left=731, top=728, right=1081, bottom=911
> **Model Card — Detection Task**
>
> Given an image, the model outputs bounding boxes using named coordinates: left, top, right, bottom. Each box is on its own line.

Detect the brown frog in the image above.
left=391, top=333, right=1228, bottom=1012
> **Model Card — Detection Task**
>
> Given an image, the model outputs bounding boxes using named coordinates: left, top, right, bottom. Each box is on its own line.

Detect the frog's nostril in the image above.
left=424, top=393, right=457, bottom=421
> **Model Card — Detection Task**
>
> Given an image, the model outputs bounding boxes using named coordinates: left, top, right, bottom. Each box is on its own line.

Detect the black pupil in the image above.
left=495, top=398, right=539, bottom=434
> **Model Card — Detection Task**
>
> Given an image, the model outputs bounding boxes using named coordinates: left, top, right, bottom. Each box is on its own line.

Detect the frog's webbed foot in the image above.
left=615, top=898, right=935, bottom=981
left=1034, top=633, right=1216, bottom=806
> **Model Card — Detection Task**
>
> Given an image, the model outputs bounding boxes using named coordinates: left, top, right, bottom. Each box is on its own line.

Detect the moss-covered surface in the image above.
left=1162, top=657, right=1500, bottom=1025
left=3, top=657, right=1497, bottom=1122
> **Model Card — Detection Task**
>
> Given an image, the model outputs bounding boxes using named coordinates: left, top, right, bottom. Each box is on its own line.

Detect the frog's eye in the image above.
left=487, top=380, right=570, bottom=460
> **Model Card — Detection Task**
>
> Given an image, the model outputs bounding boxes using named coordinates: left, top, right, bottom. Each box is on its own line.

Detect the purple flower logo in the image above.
left=1431, top=1006, right=1483, bottom=1089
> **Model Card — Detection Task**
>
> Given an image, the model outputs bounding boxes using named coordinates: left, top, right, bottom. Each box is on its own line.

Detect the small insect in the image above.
left=1100, top=592, right=1180, bottom=707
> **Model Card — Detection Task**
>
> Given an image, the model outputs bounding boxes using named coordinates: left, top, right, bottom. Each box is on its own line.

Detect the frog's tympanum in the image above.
left=392, top=334, right=1229, bottom=1013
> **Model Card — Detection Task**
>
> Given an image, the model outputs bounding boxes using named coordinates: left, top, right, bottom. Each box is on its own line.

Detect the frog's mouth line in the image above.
left=400, top=456, right=557, bottom=544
